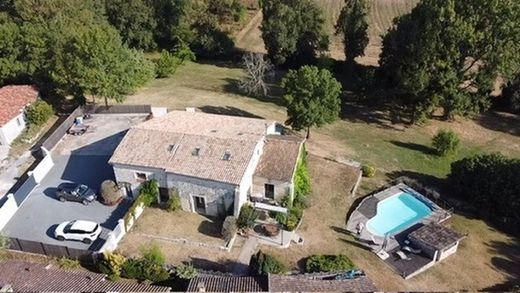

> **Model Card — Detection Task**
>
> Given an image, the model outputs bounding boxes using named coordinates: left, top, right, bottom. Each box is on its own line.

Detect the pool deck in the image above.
left=346, top=183, right=451, bottom=252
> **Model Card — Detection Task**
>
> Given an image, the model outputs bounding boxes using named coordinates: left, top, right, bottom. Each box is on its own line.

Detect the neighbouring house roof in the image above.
left=0, top=261, right=170, bottom=292
left=254, top=135, right=303, bottom=182
left=408, top=223, right=465, bottom=251
left=186, top=272, right=377, bottom=292
left=186, top=274, right=268, bottom=292
left=268, top=272, right=377, bottom=292
left=109, top=111, right=276, bottom=185
left=0, top=85, right=38, bottom=126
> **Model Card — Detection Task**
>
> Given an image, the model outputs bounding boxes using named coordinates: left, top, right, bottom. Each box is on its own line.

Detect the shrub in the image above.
left=236, top=204, right=259, bottom=230
left=166, top=189, right=181, bottom=212
left=121, top=258, right=144, bottom=279
left=56, top=257, right=81, bottom=270
left=450, top=153, right=520, bottom=225
left=174, top=263, right=198, bottom=280
left=285, top=213, right=299, bottom=231
left=249, top=250, right=285, bottom=276
left=432, top=129, right=460, bottom=156
left=294, top=147, right=311, bottom=198
left=98, top=252, right=127, bottom=280
left=221, top=216, right=237, bottom=241
left=274, top=212, right=287, bottom=226
left=154, top=50, right=179, bottom=78
left=305, top=254, right=355, bottom=273
left=100, top=180, right=122, bottom=205
left=280, top=194, right=293, bottom=208
left=139, top=179, right=158, bottom=207
left=25, top=100, right=53, bottom=126
left=120, top=245, right=169, bottom=282
left=0, top=233, right=9, bottom=251
left=361, top=165, right=376, bottom=177
left=141, top=244, right=165, bottom=266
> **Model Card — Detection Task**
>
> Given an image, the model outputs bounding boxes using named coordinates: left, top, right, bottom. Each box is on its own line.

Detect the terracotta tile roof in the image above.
left=187, top=274, right=268, bottom=292
left=0, top=85, right=38, bottom=126
left=110, top=111, right=275, bottom=185
left=254, top=135, right=303, bottom=182
left=268, top=272, right=377, bottom=292
left=0, top=260, right=170, bottom=292
left=409, top=223, right=465, bottom=250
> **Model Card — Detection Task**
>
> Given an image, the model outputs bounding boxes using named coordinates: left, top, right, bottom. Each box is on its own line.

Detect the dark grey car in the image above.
left=56, top=183, right=97, bottom=205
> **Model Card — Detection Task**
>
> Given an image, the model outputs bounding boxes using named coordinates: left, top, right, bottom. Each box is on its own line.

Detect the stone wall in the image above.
left=252, top=176, right=293, bottom=202
left=167, top=173, right=236, bottom=217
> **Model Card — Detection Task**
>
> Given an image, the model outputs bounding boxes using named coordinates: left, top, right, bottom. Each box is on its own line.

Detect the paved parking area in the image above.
left=2, top=114, right=147, bottom=250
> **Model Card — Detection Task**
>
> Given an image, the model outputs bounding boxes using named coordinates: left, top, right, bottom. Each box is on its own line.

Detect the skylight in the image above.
left=192, top=147, right=201, bottom=156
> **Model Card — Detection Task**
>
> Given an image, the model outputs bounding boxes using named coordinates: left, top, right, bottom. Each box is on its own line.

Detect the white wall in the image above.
left=29, top=148, right=54, bottom=184
left=438, top=241, right=459, bottom=261
left=0, top=113, right=26, bottom=146
left=0, top=194, right=19, bottom=231
left=235, top=139, right=264, bottom=216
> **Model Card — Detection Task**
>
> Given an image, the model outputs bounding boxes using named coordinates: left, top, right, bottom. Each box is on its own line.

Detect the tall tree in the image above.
left=335, top=0, right=369, bottom=64
left=260, top=0, right=329, bottom=66
left=105, top=0, right=157, bottom=50
left=0, top=0, right=155, bottom=104
left=378, top=0, right=520, bottom=122
left=281, top=65, right=342, bottom=138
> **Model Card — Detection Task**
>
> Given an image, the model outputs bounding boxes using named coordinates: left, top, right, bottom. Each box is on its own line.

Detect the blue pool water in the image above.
left=366, top=192, right=432, bottom=236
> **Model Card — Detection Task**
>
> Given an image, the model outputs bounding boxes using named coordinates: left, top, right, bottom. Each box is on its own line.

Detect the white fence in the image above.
left=0, top=194, right=19, bottom=231
left=98, top=202, right=145, bottom=253
left=1, top=147, right=54, bottom=231
left=29, top=147, right=53, bottom=184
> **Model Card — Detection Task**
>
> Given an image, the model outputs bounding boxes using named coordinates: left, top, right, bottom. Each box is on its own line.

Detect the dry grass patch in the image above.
left=259, top=155, right=518, bottom=291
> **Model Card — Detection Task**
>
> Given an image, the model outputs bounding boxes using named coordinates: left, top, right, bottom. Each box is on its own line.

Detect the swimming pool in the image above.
left=366, top=192, right=432, bottom=236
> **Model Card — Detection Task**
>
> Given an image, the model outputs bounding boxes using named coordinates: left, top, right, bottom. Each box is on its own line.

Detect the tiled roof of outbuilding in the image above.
left=409, top=223, right=465, bottom=250
left=0, top=85, right=38, bottom=126
left=186, top=274, right=268, bottom=292
left=254, top=135, right=303, bottom=182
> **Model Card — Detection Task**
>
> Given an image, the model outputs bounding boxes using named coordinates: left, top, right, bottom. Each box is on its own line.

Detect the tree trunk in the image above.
left=104, top=96, right=109, bottom=108
left=306, top=127, right=310, bottom=139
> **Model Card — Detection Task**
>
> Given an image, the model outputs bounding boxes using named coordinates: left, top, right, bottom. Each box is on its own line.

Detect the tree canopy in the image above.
left=378, top=0, right=520, bottom=122
left=260, top=0, right=329, bottom=66
left=335, top=0, right=369, bottom=63
left=281, top=65, right=342, bottom=138
left=0, top=0, right=155, bottom=105
left=105, top=0, right=157, bottom=51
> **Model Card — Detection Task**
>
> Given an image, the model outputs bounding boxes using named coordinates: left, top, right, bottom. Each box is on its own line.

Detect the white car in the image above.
left=54, top=220, right=102, bottom=244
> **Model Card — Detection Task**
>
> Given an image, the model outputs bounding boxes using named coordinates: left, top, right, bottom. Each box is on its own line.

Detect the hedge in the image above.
left=305, top=254, right=355, bottom=273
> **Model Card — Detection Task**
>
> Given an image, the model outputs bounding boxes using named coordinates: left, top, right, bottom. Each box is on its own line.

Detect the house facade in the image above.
left=109, top=110, right=303, bottom=217
left=0, top=85, right=39, bottom=147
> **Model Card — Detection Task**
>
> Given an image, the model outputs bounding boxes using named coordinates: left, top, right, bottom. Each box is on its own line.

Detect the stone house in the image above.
left=109, top=110, right=304, bottom=217
left=0, top=85, right=39, bottom=147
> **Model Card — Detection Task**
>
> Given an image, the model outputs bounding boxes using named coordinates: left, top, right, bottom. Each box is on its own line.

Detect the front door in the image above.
left=159, top=188, right=169, bottom=203
left=193, top=196, right=206, bottom=214
left=265, top=184, right=275, bottom=199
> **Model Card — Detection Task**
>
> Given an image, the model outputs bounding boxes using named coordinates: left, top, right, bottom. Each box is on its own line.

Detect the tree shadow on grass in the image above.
left=388, top=140, right=437, bottom=156
left=222, top=78, right=286, bottom=107
left=475, top=111, right=520, bottom=137
left=199, top=105, right=263, bottom=119
left=189, top=257, right=242, bottom=274
left=197, top=220, right=223, bottom=239
left=386, top=170, right=447, bottom=193
left=481, top=237, right=520, bottom=291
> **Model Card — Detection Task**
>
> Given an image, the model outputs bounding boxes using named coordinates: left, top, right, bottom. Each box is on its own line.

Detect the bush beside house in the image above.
left=25, top=100, right=53, bottom=126
left=237, top=204, right=259, bottom=231
left=100, top=180, right=123, bottom=206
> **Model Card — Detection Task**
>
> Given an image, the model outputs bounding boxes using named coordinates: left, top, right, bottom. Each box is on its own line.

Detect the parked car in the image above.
left=56, top=183, right=97, bottom=205
left=54, top=220, right=102, bottom=244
